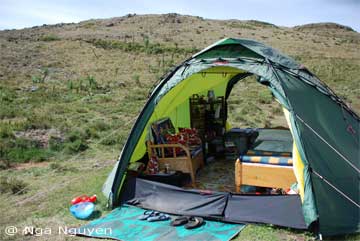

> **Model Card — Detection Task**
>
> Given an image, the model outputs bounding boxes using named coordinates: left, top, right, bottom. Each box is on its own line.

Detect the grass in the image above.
left=0, top=176, right=28, bottom=195
left=0, top=135, right=54, bottom=164
left=90, top=38, right=199, bottom=55
left=0, top=13, right=359, bottom=240
left=39, top=34, right=61, bottom=42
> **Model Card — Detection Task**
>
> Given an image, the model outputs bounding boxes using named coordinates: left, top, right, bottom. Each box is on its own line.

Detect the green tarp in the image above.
left=72, top=205, right=245, bottom=241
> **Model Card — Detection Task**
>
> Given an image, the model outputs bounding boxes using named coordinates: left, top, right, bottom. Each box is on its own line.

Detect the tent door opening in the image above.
left=193, top=74, right=296, bottom=194
left=140, top=70, right=298, bottom=196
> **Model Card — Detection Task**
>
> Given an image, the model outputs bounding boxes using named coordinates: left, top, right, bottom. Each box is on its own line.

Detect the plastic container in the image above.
left=225, top=128, right=258, bottom=154
left=70, top=202, right=95, bottom=219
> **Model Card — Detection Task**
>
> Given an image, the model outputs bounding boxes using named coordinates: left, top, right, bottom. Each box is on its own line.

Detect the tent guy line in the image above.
left=296, top=115, right=360, bottom=174
left=312, top=170, right=360, bottom=209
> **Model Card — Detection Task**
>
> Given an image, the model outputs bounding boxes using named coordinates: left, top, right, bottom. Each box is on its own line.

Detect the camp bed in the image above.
left=235, top=155, right=296, bottom=192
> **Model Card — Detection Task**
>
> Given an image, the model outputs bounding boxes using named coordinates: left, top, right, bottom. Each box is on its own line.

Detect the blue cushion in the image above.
left=191, top=146, right=203, bottom=158
left=151, top=118, right=175, bottom=144
left=240, top=155, right=293, bottom=166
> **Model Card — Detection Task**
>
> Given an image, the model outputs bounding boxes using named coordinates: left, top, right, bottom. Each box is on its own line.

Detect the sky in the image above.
left=1, top=0, right=359, bottom=31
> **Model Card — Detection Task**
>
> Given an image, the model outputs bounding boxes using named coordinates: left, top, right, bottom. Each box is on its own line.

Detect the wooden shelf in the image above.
left=189, top=94, right=226, bottom=158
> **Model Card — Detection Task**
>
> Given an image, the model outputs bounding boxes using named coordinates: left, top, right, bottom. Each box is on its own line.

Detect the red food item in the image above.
left=71, top=195, right=88, bottom=205
left=71, top=194, right=97, bottom=204
left=88, top=195, right=97, bottom=203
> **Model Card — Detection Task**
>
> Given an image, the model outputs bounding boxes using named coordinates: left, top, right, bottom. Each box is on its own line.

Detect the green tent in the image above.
left=103, top=38, right=359, bottom=236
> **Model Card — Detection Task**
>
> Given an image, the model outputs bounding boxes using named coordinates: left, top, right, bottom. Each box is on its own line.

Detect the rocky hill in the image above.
left=0, top=14, right=359, bottom=241
left=0, top=13, right=359, bottom=163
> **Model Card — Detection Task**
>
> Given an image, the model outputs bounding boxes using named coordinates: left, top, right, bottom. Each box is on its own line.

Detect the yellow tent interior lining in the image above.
left=283, top=108, right=305, bottom=201
left=129, top=65, right=305, bottom=201
left=130, top=66, right=244, bottom=162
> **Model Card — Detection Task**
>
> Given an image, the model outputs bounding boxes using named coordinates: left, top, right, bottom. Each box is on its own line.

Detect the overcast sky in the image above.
left=1, top=0, right=359, bottom=31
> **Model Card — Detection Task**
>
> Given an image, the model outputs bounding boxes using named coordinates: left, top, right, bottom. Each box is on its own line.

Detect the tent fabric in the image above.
left=103, top=38, right=360, bottom=236
left=121, top=178, right=307, bottom=229
left=283, top=108, right=306, bottom=202
left=224, top=194, right=306, bottom=229
left=279, top=70, right=359, bottom=235
left=288, top=109, right=318, bottom=226
left=193, top=38, right=300, bottom=69
left=123, top=178, right=228, bottom=219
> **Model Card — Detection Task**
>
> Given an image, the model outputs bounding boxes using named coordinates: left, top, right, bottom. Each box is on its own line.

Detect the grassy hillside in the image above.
left=0, top=14, right=359, bottom=240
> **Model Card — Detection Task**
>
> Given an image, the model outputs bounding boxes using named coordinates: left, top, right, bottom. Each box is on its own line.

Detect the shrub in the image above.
left=86, top=75, right=98, bottom=90
left=67, top=76, right=103, bottom=94
left=49, top=162, right=75, bottom=173
left=6, top=147, right=52, bottom=163
left=66, top=129, right=88, bottom=142
left=24, top=113, right=52, bottom=130
left=272, top=106, right=283, bottom=115
left=0, top=160, right=10, bottom=170
left=91, top=120, right=110, bottom=132
left=82, top=22, right=95, bottom=29
left=0, top=137, right=53, bottom=163
left=31, top=75, right=42, bottom=83
left=240, top=107, right=249, bottom=116
left=39, top=34, right=60, bottom=41
left=48, top=136, right=64, bottom=151
left=132, top=74, right=141, bottom=87
left=63, top=130, right=89, bottom=154
left=99, top=134, right=124, bottom=146
left=247, top=20, right=278, bottom=28
left=0, top=105, right=17, bottom=119
left=64, top=139, right=88, bottom=154
left=32, top=68, right=49, bottom=83
left=90, top=39, right=199, bottom=56
left=258, top=91, right=273, bottom=104
left=100, top=135, right=117, bottom=146
left=0, top=176, right=28, bottom=195
left=0, top=125, right=14, bottom=139
left=84, top=127, right=99, bottom=139
left=235, top=115, right=246, bottom=122
left=0, top=133, right=57, bottom=164
left=0, top=86, right=16, bottom=102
